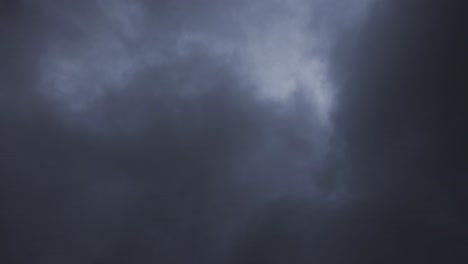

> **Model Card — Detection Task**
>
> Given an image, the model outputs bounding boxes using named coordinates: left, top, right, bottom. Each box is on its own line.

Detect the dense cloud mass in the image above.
left=1, top=0, right=467, bottom=263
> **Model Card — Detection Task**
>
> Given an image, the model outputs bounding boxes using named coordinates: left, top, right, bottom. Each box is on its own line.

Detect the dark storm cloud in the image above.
left=327, top=0, right=468, bottom=262
left=232, top=0, right=468, bottom=263
left=0, top=1, right=345, bottom=263
left=1, top=0, right=466, bottom=263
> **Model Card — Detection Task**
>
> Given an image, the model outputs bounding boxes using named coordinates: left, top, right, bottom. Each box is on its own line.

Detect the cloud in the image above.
left=0, top=1, right=351, bottom=262
left=1, top=0, right=466, bottom=263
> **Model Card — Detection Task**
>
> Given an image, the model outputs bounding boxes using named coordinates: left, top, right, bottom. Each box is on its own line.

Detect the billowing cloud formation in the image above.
left=37, top=0, right=369, bottom=125
left=1, top=0, right=467, bottom=263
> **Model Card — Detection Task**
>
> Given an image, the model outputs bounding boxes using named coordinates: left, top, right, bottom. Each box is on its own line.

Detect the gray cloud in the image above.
left=1, top=0, right=466, bottom=263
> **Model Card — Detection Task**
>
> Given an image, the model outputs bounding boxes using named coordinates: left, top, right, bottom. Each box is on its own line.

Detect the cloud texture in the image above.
left=1, top=0, right=466, bottom=263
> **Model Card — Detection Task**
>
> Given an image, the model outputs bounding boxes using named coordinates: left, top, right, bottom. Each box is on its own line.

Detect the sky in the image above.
left=0, top=0, right=467, bottom=263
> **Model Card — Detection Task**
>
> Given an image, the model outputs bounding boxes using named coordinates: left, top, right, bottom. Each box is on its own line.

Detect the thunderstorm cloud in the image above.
left=0, top=0, right=466, bottom=263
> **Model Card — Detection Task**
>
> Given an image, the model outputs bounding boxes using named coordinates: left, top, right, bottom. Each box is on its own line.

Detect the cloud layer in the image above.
left=1, top=0, right=466, bottom=263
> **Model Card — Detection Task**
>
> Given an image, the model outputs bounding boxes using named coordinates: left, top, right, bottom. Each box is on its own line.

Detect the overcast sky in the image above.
left=1, top=0, right=467, bottom=263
